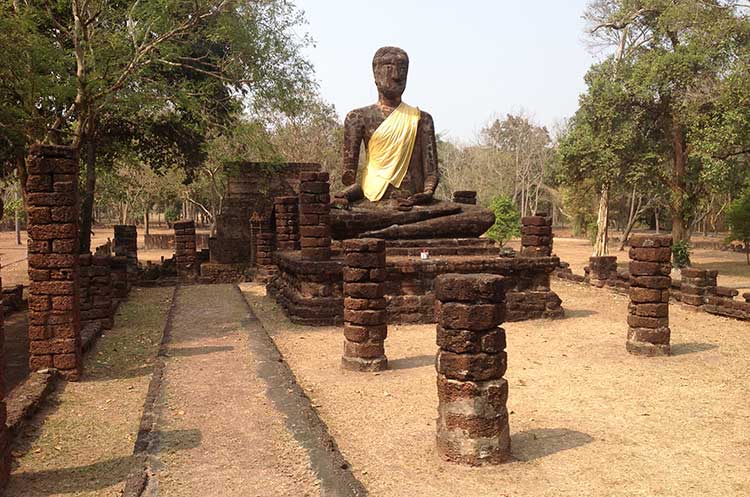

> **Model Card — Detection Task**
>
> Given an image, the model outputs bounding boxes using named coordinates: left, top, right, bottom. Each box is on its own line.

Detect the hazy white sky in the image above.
left=295, top=0, right=599, bottom=142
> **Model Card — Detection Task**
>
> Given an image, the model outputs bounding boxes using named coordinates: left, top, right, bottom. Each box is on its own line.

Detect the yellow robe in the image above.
left=361, top=102, right=421, bottom=202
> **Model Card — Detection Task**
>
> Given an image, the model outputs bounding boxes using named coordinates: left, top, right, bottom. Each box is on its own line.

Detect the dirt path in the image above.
left=243, top=280, right=750, bottom=497
left=147, top=284, right=321, bottom=497
left=6, top=286, right=174, bottom=497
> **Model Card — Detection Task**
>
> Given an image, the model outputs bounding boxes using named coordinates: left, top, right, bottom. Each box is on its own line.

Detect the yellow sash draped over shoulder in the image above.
left=361, top=102, right=421, bottom=202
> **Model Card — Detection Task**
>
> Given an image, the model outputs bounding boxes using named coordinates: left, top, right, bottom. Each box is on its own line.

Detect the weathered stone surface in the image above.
left=434, top=273, right=504, bottom=303
left=629, top=247, right=672, bottom=263
left=629, top=235, right=673, bottom=248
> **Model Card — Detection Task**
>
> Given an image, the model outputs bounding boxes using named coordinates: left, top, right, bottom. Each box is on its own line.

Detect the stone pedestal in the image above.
left=274, top=196, right=300, bottom=251
left=627, top=235, right=673, bottom=356
left=435, top=273, right=511, bottom=465
left=453, top=190, right=477, bottom=205
left=174, top=220, right=198, bottom=280
left=520, top=215, right=552, bottom=257
left=679, top=268, right=717, bottom=306
left=341, top=239, right=387, bottom=372
left=26, top=144, right=82, bottom=380
left=588, top=256, right=618, bottom=288
left=299, top=172, right=331, bottom=261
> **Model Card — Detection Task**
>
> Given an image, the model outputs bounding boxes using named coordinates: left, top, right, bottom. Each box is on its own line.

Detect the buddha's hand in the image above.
left=331, top=194, right=350, bottom=210
left=408, top=192, right=433, bottom=205
left=341, top=170, right=357, bottom=186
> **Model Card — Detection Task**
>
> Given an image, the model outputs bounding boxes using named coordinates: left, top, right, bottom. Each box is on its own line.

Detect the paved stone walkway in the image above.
left=146, top=284, right=321, bottom=497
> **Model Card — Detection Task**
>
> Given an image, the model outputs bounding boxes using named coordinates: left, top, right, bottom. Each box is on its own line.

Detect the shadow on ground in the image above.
left=389, top=354, right=434, bottom=370
left=511, top=428, right=593, bottom=462
left=166, top=345, right=235, bottom=357
left=561, top=308, right=598, bottom=319
left=8, top=429, right=201, bottom=496
left=670, top=342, right=719, bottom=356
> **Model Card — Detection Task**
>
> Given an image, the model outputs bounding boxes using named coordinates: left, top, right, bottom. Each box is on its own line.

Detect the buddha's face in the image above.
left=373, top=51, right=409, bottom=100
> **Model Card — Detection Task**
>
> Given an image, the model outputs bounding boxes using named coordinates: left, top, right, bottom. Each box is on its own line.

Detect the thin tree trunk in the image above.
left=669, top=119, right=689, bottom=244
left=593, top=185, right=610, bottom=256
left=619, top=186, right=642, bottom=251
left=144, top=206, right=150, bottom=235
left=79, top=137, right=96, bottom=253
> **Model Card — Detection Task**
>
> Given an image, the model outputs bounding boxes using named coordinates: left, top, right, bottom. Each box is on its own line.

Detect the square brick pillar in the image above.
left=0, top=267, right=12, bottom=489
left=299, top=172, right=331, bottom=260
left=588, top=256, right=618, bottom=287
left=274, top=196, right=300, bottom=251
left=434, top=273, right=510, bottom=465
left=113, top=224, right=138, bottom=265
left=342, top=238, right=388, bottom=372
left=26, top=144, right=82, bottom=380
left=521, top=214, right=553, bottom=256
left=173, top=220, right=198, bottom=280
left=627, top=235, right=673, bottom=356
left=679, top=268, right=717, bottom=306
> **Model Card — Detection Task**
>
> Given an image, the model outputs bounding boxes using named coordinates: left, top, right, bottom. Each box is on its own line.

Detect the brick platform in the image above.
left=26, top=144, right=82, bottom=380
left=435, top=273, right=511, bottom=465
left=342, top=239, right=388, bottom=372
left=627, top=235, right=673, bottom=356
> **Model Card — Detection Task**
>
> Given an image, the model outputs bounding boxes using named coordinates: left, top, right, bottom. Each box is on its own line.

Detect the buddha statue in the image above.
left=331, top=46, right=495, bottom=240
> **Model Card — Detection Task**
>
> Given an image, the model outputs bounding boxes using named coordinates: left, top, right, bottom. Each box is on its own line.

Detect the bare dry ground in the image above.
left=507, top=237, right=750, bottom=294
left=6, top=286, right=173, bottom=497
left=242, top=281, right=750, bottom=497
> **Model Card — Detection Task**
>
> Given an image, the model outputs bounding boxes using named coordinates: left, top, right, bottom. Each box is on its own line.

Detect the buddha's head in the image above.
left=373, top=46, right=409, bottom=100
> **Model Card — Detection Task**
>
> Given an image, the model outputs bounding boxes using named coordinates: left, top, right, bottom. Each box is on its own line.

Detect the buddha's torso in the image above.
left=353, top=104, right=425, bottom=200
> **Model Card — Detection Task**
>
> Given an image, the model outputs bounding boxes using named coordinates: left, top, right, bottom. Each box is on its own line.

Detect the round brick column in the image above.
left=342, top=238, right=387, bottom=372
left=521, top=214, right=553, bottom=256
left=434, top=273, right=511, bottom=465
left=274, top=196, right=300, bottom=251
left=627, top=235, right=673, bottom=356
left=299, top=172, right=331, bottom=261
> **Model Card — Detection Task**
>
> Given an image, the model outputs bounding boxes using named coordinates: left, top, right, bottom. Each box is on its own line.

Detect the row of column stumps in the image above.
left=173, top=220, right=198, bottom=280
left=299, top=171, right=332, bottom=261
left=435, top=273, right=511, bottom=465
left=628, top=235, right=673, bottom=356
left=0, top=265, right=11, bottom=490
left=342, top=238, right=388, bottom=372
left=26, top=144, right=83, bottom=380
left=520, top=213, right=553, bottom=257
left=274, top=196, right=300, bottom=251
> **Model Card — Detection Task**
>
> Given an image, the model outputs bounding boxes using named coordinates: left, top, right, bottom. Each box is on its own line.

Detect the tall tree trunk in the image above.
left=669, top=120, right=689, bottom=244
left=79, top=138, right=96, bottom=253
left=144, top=206, right=150, bottom=235
left=593, top=185, right=610, bottom=256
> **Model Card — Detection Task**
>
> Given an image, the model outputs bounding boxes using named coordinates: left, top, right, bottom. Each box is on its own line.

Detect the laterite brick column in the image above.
left=79, top=253, right=93, bottom=327
left=26, top=144, right=82, bottom=380
left=588, top=256, right=618, bottom=288
left=255, top=215, right=275, bottom=267
left=520, top=214, right=552, bottom=257
left=627, top=235, right=673, bottom=356
left=342, top=238, right=387, bottom=372
left=173, top=220, right=198, bottom=279
left=89, top=255, right=114, bottom=329
left=434, top=273, right=510, bottom=465
left=453, top=190, right=477, bottom=205
left=110, top=256, right=130, bottom=303
left=299, top=172, right=331, bottom=261
left=0, top=267, right=12, bottom=488
left=114, top=224, right=137, bottom=266
left=274, top=196, right=300, bottom=251
left=679, top=268, right=717, bottom=307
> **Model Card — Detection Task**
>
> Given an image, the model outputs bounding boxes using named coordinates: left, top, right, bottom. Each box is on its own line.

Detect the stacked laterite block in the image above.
left=299, top=171, right=332, bottom=261
left=255, top=216, right=275, bottom=266
left=78, top=253, right=93, bottom=327
left=274, top=196, right=300, bottom=251
left=88, top=255, right=114, bottom=329
left=173, top=220, right=198, bottom=280
left=434, top=273, right=511, bottom=465
left=110, top=256, right=130, bottom=303
left=342, top=239, right=388, bottom=372
left=114, top=224, right=138, bottom=273
left=679, top=268, right=717, bottom=306
left=627, top=235, right=673, bottom=356
left=453, top=190, right=477, bottom=205
left=0, top=268, right=12, bottom=489
left=520, top=214, right=553, bottom=257
left=588, top=256, right=618, bottom=288
left=26, top=144, right=82, bottom=380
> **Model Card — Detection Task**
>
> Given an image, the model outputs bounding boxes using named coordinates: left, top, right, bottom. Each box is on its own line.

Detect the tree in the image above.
left=486, top=195, right=521, bottom=245
left=726, top=187, right=750, bottom=265
left=582, top=0, right=750, bottom=244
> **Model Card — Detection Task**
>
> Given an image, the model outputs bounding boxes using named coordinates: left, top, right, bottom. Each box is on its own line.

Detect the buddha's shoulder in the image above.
left=345, top=104, right=380, bottom=123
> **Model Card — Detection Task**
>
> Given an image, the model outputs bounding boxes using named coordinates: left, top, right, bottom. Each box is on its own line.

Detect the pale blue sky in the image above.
left=295, top=0, right=600, bottom=142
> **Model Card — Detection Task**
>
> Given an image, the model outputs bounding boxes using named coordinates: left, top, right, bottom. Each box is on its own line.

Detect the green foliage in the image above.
left=486, top=195, right=521, bottom=245
left=726, top=187, right=750, bottom=264
left=672, top=240, right=691, bottom=268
